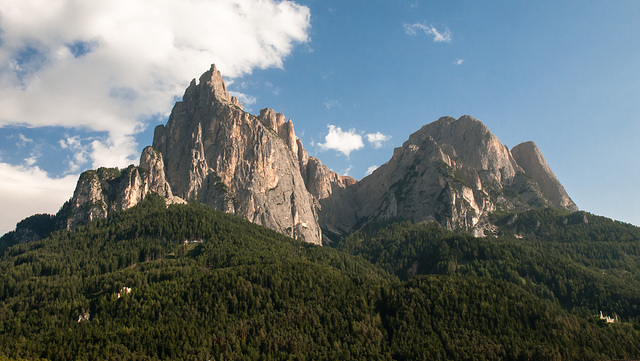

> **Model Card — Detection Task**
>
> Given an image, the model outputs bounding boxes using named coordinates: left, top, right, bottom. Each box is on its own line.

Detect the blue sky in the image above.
left=1, top=0, right=639, bottom=234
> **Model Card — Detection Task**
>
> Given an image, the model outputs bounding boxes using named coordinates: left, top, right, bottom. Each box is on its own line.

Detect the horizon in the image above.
left=1, top=0, right=639, bottom=234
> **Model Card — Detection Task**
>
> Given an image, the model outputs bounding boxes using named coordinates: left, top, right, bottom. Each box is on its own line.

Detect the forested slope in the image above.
left=1, top=197, right=639, bottom=360
left=338, top=209, right=640, bottom=321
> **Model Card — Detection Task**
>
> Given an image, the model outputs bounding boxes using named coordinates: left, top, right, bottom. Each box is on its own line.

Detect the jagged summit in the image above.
left=59, top=64, right=359, bottom=245
left=52, top=66, right=577, bottom=244
left=183, top=63, right=243, bottom=109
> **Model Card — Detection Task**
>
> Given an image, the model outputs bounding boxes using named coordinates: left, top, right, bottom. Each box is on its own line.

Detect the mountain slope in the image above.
left=1, top=197, right=639, bottom=360
left=511, top=141, right=577, bottom=211
left=338, top=209, right=640, bottom=320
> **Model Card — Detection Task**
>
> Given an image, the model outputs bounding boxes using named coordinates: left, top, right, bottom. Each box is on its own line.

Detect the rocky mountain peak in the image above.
left=319, top=115, right=579, bottom=238
left=183, top=64, right=243, bottom=109
left=408, top=115, right=521, bottom=184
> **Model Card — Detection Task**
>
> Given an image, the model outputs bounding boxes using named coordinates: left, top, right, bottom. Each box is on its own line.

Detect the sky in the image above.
left=0, top=0, right=639, bottom=235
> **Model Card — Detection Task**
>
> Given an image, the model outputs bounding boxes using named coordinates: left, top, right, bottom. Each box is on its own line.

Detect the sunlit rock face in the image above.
left=62, top=65, right=349, bottom=245
left=60, top=65, right=576, bottom=243
left=335, top=115, right=577, bottom=237
left=149, top=65, right=326, bottom=244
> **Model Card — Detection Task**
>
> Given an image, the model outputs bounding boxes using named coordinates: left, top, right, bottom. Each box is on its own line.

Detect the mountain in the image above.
left=57, top=65, right=355, bottom=245
left=329, top=115, right=577, bottom=237
left=30, top=65, right=575, bottom=244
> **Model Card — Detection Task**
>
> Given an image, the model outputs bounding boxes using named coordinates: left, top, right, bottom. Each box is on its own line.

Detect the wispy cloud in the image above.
left=404, top=22, right=452, bottom=43
left=366, top=132, right=391, bottom=148
left=317, top=125, right=364, bottom=156
left=60, top=135, right=90, bottom=174
left=24, top=155, right=38, bottom=166
left=366, top=165, right=378, bottom=176
left=324, top=99, right=342, bottom=109
left=17, top=133, right=33, bottom=146
left=455, top=58, right=464, bottom=65
left=264, top=82, right=282, bottom=96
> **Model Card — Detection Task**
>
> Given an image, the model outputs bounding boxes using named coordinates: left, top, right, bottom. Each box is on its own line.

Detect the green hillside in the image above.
left=1, top=197, right=639, bottom=360
left=338, top=209, right=640, bottom=321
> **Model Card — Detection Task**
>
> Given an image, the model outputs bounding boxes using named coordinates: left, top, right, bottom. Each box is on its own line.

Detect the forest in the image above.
left=1, top=194, right=639, bottom=360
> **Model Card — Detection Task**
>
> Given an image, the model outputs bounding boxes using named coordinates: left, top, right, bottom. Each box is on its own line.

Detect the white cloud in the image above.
left=18, top=133, right=33, bottom=146
left=24, top=155, right=38, bottom=166
left=229, top=91, right=257, bottom=108
left=455, top=58, right=464, bottom=65
left=0, top=0, right=311, bottom=167
left=366, top=132, right=391, bottom=148
left=59, top=135, right=91, bottom=173
left=90, top=134, right=138, bottom=169
left=317, top=125, right=364, bottom=156
left=0, top=162, right=77, bottom=235
left=404, top=22, right=452, bottom=43
left=0, top=1, right=310, bottom=234
left=324, top=99, right=342, bottom=109
left=365, top=165, right=378, bottom=176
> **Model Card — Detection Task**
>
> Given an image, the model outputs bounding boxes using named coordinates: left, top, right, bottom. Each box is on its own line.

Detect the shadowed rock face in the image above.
left=58, top=65, right=577, bottom=244
left=511, top=141, right=578, bottom=212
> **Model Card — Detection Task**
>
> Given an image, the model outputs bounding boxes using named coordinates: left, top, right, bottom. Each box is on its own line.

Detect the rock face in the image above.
left=511, top=141, right=578, bottom=212
left=60, top=64, right=329, bottom=245
left=57, top=65, right=577, bottom=244
left=151, top=65, right=322, bottom=244
left=320, top=116, right=577, bottom=237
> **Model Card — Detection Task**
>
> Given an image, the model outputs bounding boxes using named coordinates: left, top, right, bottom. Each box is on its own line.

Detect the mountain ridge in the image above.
left=5, top=64, right=577, bottom=244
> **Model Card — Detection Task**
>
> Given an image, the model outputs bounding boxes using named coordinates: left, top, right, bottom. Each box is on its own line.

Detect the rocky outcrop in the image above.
left=511, top=141, right=577, bottom=211
left=57, top=65, right=577, bottom=244
left=61, top=163, right=181, bottom=230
